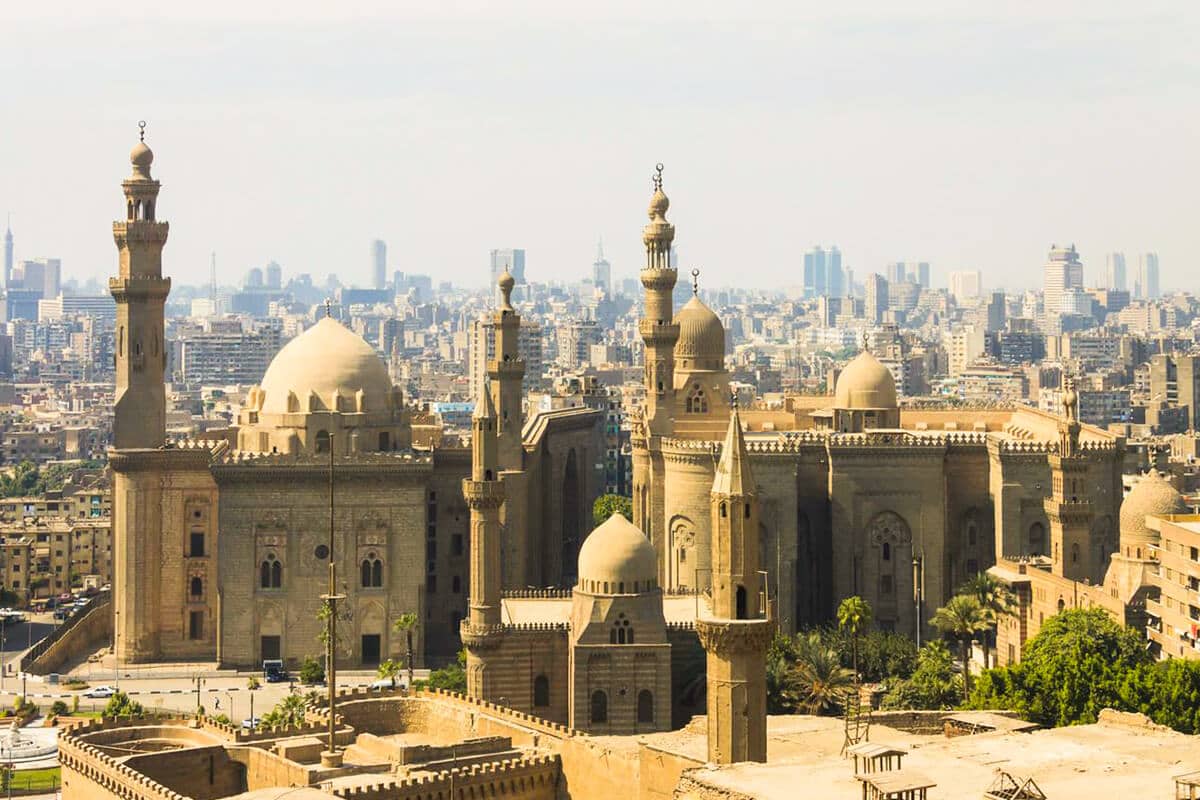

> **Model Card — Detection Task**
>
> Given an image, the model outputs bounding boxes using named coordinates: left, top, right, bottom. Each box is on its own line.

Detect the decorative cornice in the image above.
left=695, top=617, right=774, bottom=656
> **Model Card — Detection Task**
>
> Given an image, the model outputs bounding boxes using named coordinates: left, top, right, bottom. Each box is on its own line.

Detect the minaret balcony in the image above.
left=460, top=620, right=505, bottom=649
left=487, top=360, right=526, bottom=378
left=695, top=617, right=774, bottom=656
left=109, top=275, right=171, bottom=301
left=462, top=479, right=505, bottom=507
left=639, top=320, right=680, bottom=343
left=640, top=270, right=677, bottom=291
left=112, top=220, right=169, bottom=243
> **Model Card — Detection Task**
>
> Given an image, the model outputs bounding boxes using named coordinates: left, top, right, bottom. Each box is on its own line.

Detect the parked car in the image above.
left=241, top=717, right=262, bottom=730
left=83, top=685, right=117, bottom=698
left=262, top=659, right=288, bottom=683
left=369, top=676, right=408, bottom=690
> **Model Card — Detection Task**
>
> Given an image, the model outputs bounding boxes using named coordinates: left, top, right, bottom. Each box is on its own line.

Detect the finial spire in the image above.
left=861, top=330, right=869, bottom=351
left=691, top=268, right=700, bottom=296
left=324, top=298, right=333, bottom=318
left=653, top=162, right=664, bottom=191
left=138, top=120, right=146, bottom=142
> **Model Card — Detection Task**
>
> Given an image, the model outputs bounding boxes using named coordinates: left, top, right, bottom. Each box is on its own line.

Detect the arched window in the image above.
left=361, top=553, right=383, bottom=588
left=1028, top=522, right=1046, bottom=555
left=637, top=690, right=653, bottom=724
left=613, top=615, right=632, bottom=644
left=315, top=430, right=331, bottom=454
left=882, top=542, right=891, bottom=561
left=1070, top=543, right=1079, bottom=564
left=736, top=585, right=748, bottom=620
left=190, top=576, right=203, bottom=598
left=1057, top=598, right=1065, bottom=613
left=379, top=431, right=390, bottom=451
left=686, top=384, right=708, bottom=414
left=590, top=690, right=608, bottom=724
left=534, top=675, right=550, bottom=707
left=261, top=554, right=282, bottom=589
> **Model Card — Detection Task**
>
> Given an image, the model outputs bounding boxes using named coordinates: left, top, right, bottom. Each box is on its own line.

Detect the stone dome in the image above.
left=130, top=141, right=153, bottom=169
left=577, top=514, right=658, bottom=592
left=834, top=350, right=898, bottom=410
left=257, top=317, right=394, bottom=415
left=1120, top=469, right=1187, bottom=545
left=674, top=295, right=725, bottom=362
left=648, top=189, right=669, bottom=219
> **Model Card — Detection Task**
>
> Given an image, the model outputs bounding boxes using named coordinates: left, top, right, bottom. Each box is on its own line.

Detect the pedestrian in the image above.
left=214, top=696, right=220, bottom=710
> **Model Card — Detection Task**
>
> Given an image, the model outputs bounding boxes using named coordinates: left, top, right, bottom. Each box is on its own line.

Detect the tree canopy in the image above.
left=592, top=494, right=633, bottom=528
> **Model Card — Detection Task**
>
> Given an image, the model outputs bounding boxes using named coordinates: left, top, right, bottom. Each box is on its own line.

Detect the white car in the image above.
left=82, top=685, right=116, bottom=698
left=369, top=676, right=408, bottom=690
left=241, top=717, right=262, bottom=730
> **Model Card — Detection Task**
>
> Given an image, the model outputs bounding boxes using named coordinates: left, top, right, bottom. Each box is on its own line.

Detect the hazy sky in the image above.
left=3, top=2, right=1198, bottom=293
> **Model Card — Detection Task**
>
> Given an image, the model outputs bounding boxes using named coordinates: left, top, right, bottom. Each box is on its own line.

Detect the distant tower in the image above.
left=371, top=239, right=387, bottom=290
left=111, top=122, right=169, bottom=450
left=1045, top=376, right=1094, bottom=583
left=460, top=386, right=505, bottom=699
left=696, top=408, right=772, bottom=764
left=209, top=252, right=217, bottom=303
left=639, top=164, right=679, bottom=436
left=489, top=270, right=525, bottom=472
left=592, top=240, right=612, bottom=296
left=3, top=217, right=12, bottom=290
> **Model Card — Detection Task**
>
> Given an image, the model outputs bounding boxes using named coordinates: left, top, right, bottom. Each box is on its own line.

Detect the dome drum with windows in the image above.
left=236, top=316, right=411, bottom=455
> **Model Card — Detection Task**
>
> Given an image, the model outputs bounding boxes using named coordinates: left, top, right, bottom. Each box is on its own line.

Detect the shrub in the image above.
left=298, top=656, right=325, bottom=685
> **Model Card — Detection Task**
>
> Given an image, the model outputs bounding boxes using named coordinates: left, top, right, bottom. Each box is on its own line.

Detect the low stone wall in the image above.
left=870, top=709, right=1023, bottom=736
left=125, top=747, right=246, bottom=800
left=26, top=596, right=112, bottom=675
left=326, top=754, right=560, bottom=800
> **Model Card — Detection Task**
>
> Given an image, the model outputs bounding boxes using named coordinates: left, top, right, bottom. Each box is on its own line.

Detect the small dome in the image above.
left=674, top=296, right=725, bottom=362
left=1120, top=469, right=1187, bottom=545
left=834, top=350, right=898, bottom=410
left=648, top=189, right=669, bottom=219
left=257, top=316, right=394, bottom=416
left=131, top=141, right=153, bottom=168
left=577, top=515, right=657, bottom=591
left=497, top=269, right=515, bottom=293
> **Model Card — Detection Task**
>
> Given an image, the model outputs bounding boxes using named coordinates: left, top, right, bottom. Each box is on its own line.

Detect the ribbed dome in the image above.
left=131, top=141, right=153, bottom=169
left=257, top=317, right=393, bottom=415
left=577, top=514, right=657, bottom=591
left=834, top=350, right=898, bottom=410
left=674, top=296, right=725, bottom=362
left=1120, top=469, right=1188, bottom=545
left=648, top=189, right=669, bottom=219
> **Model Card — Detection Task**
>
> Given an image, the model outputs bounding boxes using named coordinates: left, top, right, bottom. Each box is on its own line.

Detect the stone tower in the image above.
left=1046, top=376, right=1094, bottom=582
left=696, top=408, right=772, bottom=764
left=638, top=164, right=678, bottom=437
left=490, top=269, right=525, bottom=472
left=112, top=122, right=170, bottom=449
left=109, top=124, right=172, bottom=663
left=461, top=386, right=506, bottom=698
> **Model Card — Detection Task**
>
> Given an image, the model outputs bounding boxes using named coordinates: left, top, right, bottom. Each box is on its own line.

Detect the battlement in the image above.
left=417, top=688, right=583, bottom=739
left=503, top=588, right=573, bottom=599
left=505, top=622, right=570, bottom=633
left=329, top=753, right=560, bottom=800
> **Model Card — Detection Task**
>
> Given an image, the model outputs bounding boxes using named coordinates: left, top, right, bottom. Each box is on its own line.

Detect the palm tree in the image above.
left=959, top=573, right=1017, bottom=669
left=393, top=612, right=419, bottom=690
left=788, top=632, right=855, bottom=715
left=931, top=594, right=987, bottom=701
left=837, top=596, right=873, bottom=683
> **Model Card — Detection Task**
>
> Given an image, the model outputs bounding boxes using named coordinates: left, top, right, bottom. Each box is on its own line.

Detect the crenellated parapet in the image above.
left=502, top=588, right=573, bottom=599
left=328, top=753, right=561, bottom=800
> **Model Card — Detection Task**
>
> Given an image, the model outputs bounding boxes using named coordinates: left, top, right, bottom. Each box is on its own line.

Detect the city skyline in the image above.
left=2, top=3, right=1196, bottom=291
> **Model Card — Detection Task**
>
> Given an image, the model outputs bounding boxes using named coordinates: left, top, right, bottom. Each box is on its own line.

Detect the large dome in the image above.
left=1120, top=469, right=1188, bottom=545
left=674, top=296, right=725, bottom=362
left=577, top=514, right=658, bottom=592
left=834, top=350, right=898, bottom=410
left=257, top=317, right=394, bottom=415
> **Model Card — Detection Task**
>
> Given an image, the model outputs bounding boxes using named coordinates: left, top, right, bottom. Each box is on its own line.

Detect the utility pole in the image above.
left=320, top=403, right=345, bottom=768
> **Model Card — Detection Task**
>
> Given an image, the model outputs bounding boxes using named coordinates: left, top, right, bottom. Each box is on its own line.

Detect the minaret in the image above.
left=111, top=121, right=170, bottom=449
left=489, top=269, right=525, bottom=472
left=1046, top=376, right=1094, bottom=582
left=461, top=384, right=506, bottom=699
left=696, top=407, right=772, bottom=764
left=639, top=164, right=679, bottom=436
left=3, top=216, right=12, bottom=290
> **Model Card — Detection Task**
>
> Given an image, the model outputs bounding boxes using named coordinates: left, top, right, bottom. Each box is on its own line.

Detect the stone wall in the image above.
left=124, top=747, right=246, bottom=800
left=25, top=594, right=112, bottom=675
left=870, top=709, right=1023, bottom=735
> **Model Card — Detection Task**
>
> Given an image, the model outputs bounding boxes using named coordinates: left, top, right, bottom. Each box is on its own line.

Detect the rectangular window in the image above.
left=452, top=575, right=461, bottom=593
left=426, top=575, right=437, bottom=593
left=189, top=611, right=204, bottom=640
left=451, top=534, right=463, bottom=557
left=426, top=541, right=436, bottom=561
left=189, top=532, right=205, bottom=558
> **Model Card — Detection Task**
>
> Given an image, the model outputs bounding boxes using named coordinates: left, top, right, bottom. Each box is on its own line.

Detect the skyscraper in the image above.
left=803, top=247, right=827, bottom=297
left=865, top=273, right=889, bottom=324
left=1136, top=252, right=1160, bottom=299
left=1104, top=253, right=1126, bottom=291
left=1042, top=244, right=1082, bottom=316
left=915, top=262, right=931, bottom=289
left=489, top=248, right=526, bottom=304
left=592, top=241, right=611, bottom=295
left=3, top=219, right=12, bottom=290
left=265, top=260, right=282, bottom=290
left=886, top=262, right=907, bottom=286
left=949, top=270, right=982, bottom=301
left=827, top=246, right=844, bottom=296
left=371, top=239, right=387, bottom=290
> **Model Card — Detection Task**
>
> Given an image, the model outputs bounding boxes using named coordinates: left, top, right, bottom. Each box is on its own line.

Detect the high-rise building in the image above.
left=915, top=262, right=931, bottom=289
left=1104, top=253, right=1127, bottom=291
left=803, top=247, right=827, bottom=297
left=885, top=262, right=907, bottom=286
left=3, top=220, right=12, bottom=290
left=592, top=241, right=611, bottom=296
left=986, top=291, right=1006, bottom=333
left=949, top=270, right=982, bottom=301
left=468, top=316, right=544, bottom=401
left=1136, top=252, right=1160, bottom=299
left=243, top=267, right=264, bottom=288
left=827, top=246, right=844, bottom=296
left=371, top=239, right=387, bottom=290
left=265, top=260, right=282, bottom=290
left=1042, top=244, right=1083, bottom=316
left=489, top=248, right=526, bottom=304
left=865, top=273, right=889, bottom=324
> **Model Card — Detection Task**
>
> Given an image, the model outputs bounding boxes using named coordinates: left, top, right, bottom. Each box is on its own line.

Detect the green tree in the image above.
left=930, top=594, right=987, bottom=701
left=376, top=658, right=404, bottom=688
left=246, top=676, right=261, bottom=691
left=766, top=633, right=800, bottom=713
left=103, top=691, right=144, bottom=717
left=49, top=700, right=69, bottom=717
left=788, top=632, right=855, bottom=715
left=854, top=629, right=918, bottom=683
left=592, top=494, right=633, bottom=528
left=959, top=572, right=1016, bottom=670
left=393, top=612, right=419, bottom=690
left=260, top=693, right=308, bottom=728
left=298, top=655, right=325, bottom=685
left=837, top=596, right=873, bottom=683
left=1118, top=658, right=1200, bottom=734
left=423, top=649, right=467, bottom=694
left=967, top=607, right=1151, bottom=726
left=882, top=641, right=962, bottom=710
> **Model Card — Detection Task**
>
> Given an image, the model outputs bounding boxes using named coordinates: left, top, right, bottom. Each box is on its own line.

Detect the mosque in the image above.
left=108, top=129, right=604, bottom=670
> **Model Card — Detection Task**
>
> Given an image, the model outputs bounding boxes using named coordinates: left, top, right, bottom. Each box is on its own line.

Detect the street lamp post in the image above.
left=320, top=417, right=345, bottom=768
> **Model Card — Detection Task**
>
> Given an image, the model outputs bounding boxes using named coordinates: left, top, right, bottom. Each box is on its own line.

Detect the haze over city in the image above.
left=3, top=1, right=1198, bottom=290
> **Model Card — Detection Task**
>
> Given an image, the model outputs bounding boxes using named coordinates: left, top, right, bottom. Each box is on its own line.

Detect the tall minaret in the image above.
left=111, top=121, right=170, bottom=449
left=639, top=164, right=678, bottom=436
left=1046, top=375, right=1094, bottom=582
left=489, top=269, right=525, bottom=472
left=461, top=384, right=506, bottom=699
left=696, top=407, right=772, bottom=764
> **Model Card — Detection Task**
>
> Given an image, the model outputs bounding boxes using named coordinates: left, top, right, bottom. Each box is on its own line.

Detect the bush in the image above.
left=882, top=641, right=962, bottom=710
left=298, top=656, right=325, bottom=685
left=260, top=694, right=307, bottom=729
left=425, top=650, right=467, bottom=693
left=49, top=701, right=69, bottom=717
left=103, top=692, right=144, bottom=718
